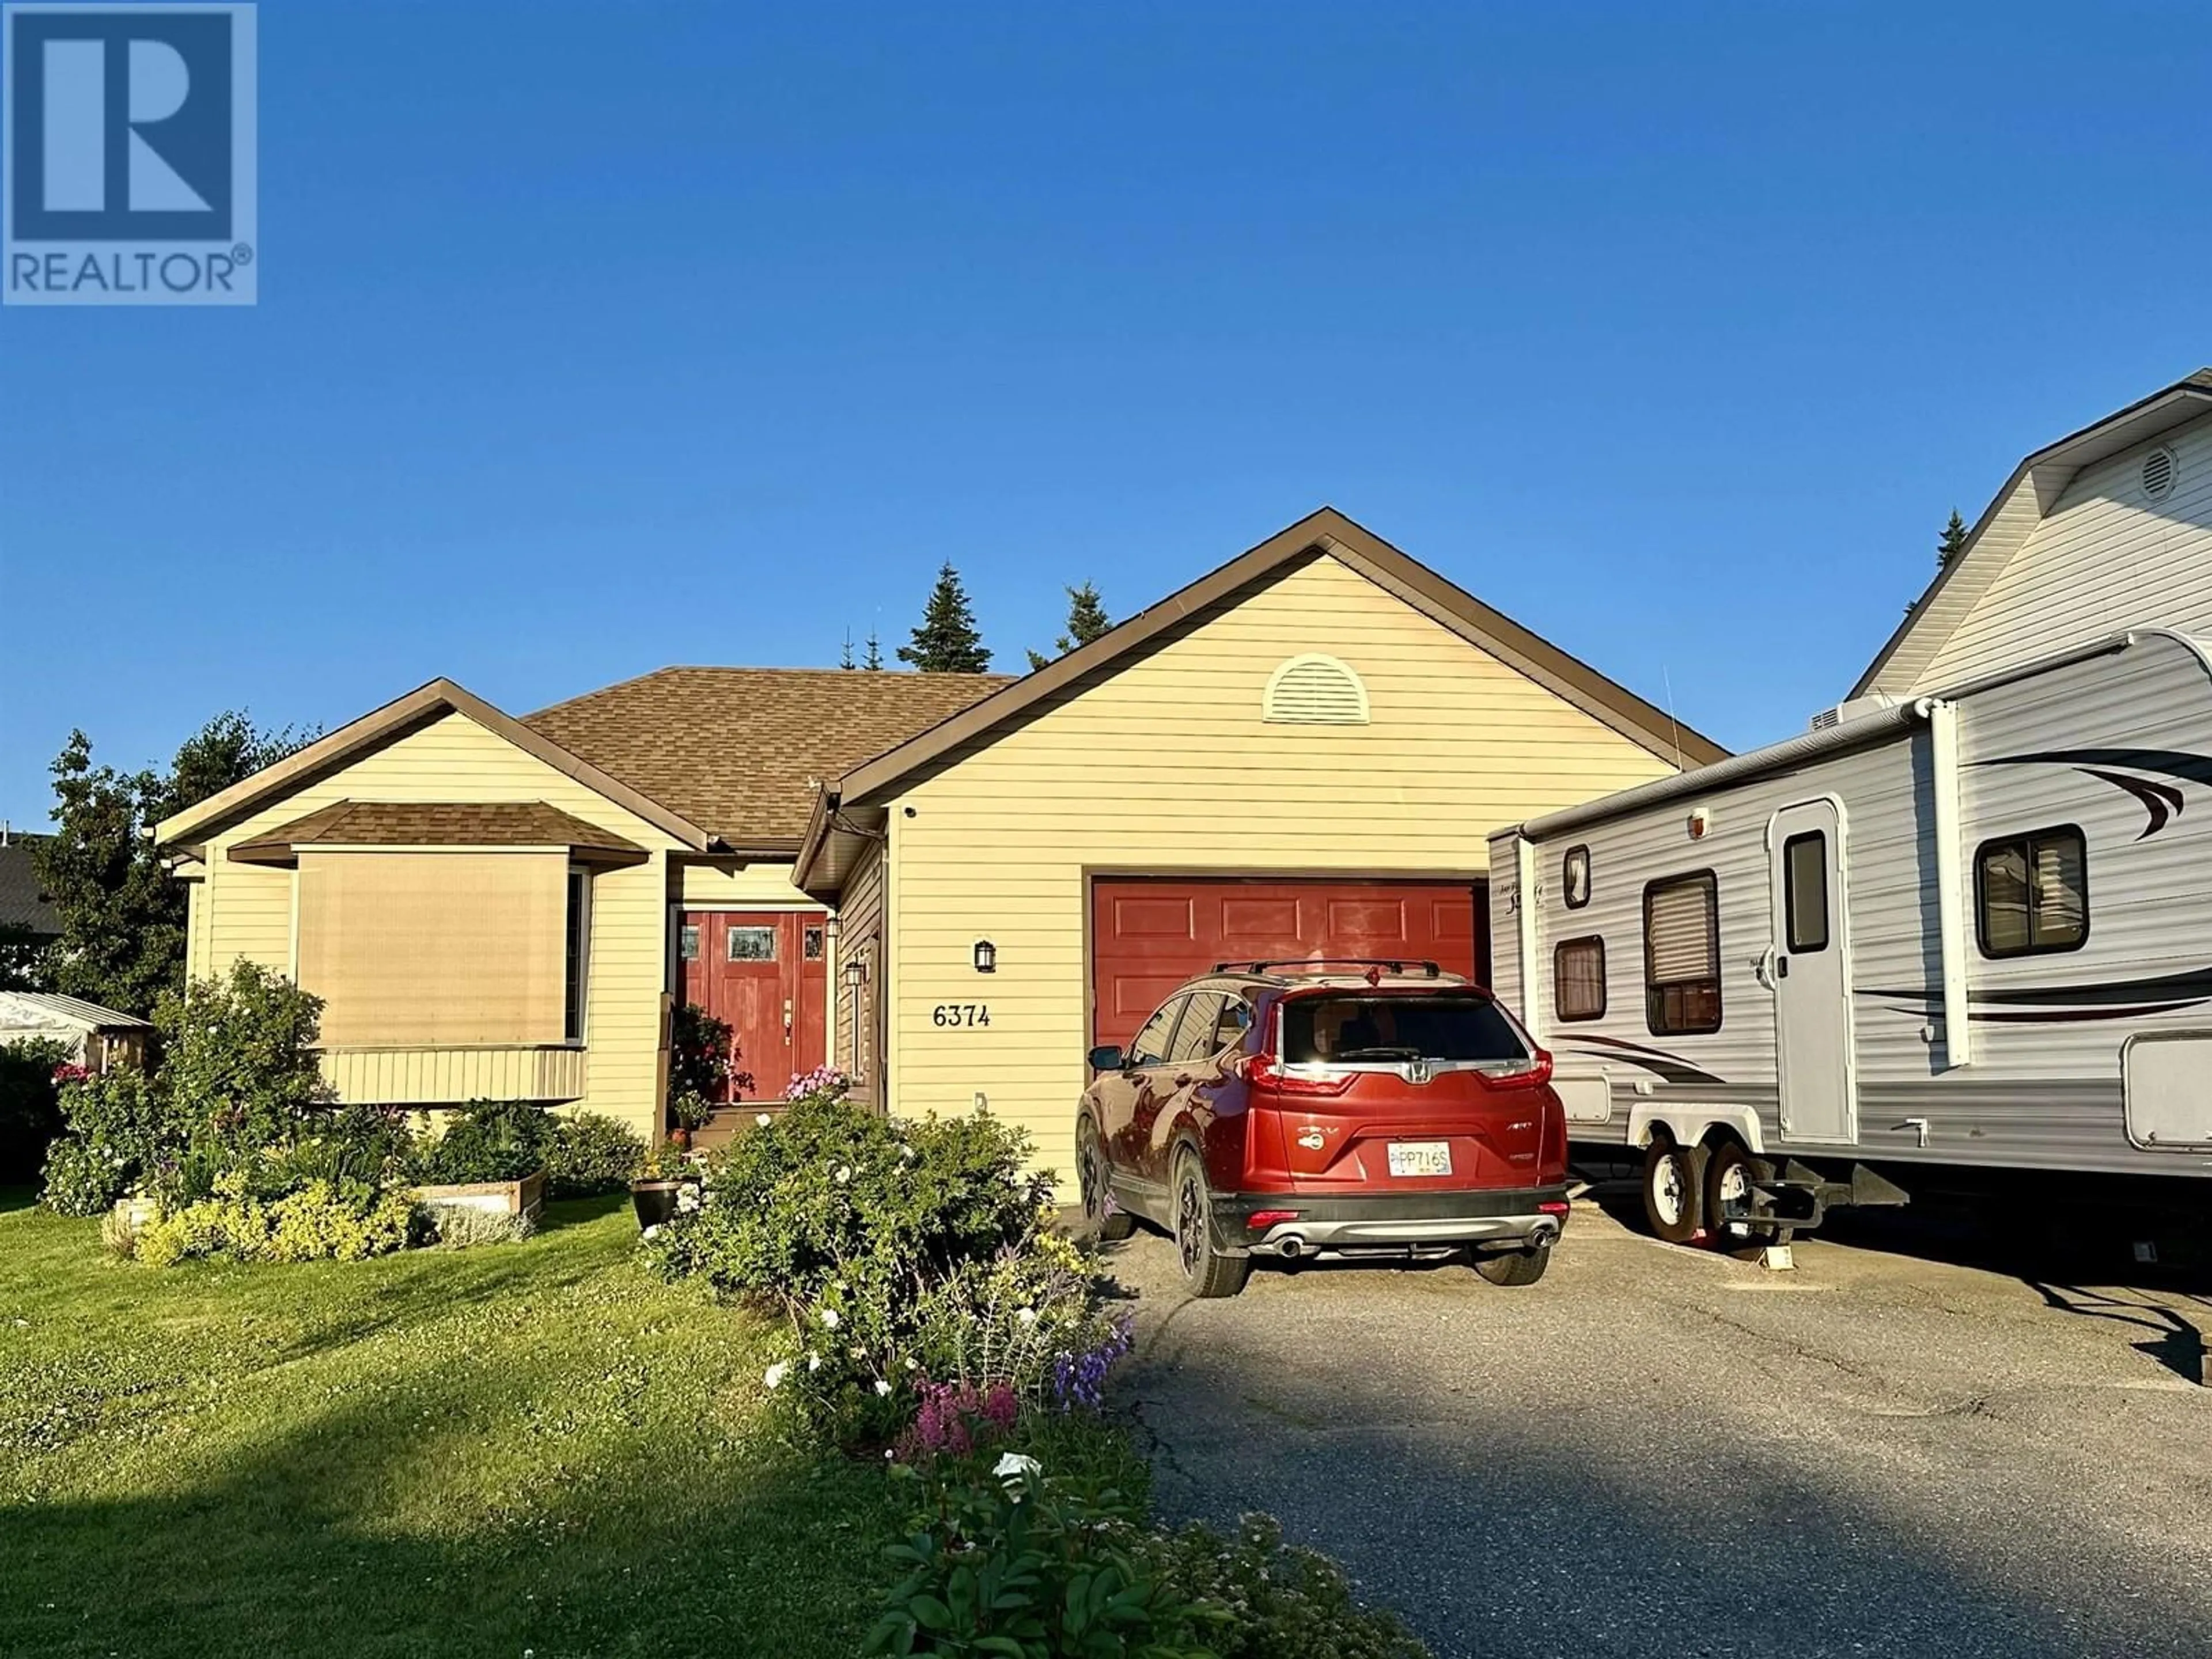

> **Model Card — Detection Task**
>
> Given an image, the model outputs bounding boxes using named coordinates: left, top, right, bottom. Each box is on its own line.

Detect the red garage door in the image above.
left=1089, top=877, right=1486, bottom=1050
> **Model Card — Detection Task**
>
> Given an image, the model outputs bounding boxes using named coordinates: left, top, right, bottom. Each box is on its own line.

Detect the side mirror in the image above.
left=1086, top=1044, right=1126, bottom=1073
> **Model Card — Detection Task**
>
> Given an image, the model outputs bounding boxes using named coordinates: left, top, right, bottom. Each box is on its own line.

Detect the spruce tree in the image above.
left=897, top=563, right=991, bottom=673
left=1936, top=508, right=1969, bottom=570
left=863, top=630, right=883, bottom=671
left=1026, top=582, right=1112, bottom=670
left=839, top=631, right=857, bottom=671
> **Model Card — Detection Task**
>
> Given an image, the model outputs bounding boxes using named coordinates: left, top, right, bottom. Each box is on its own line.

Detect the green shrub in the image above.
left=409, top=1099, right=556, bottom=1184
left=0, top=1036, right=73, bottom=1183
left=38, top=1131, right=132, bottom=1217
left=421, top=1205, right=537, bottom=1248
left=868, top=1457, right=1218, bottom=1658
left=547, top=1111, right=645, bottom=1196
left=151, top=960, right=334, bottom=1169
left=671, top=1001, right=741, bottom=1104
left=39, top=1065, right=168, bottom=1214
left=132, top=1175, right=415, bottom=1267
left=1134, top=1515, right=1430, bottom=1659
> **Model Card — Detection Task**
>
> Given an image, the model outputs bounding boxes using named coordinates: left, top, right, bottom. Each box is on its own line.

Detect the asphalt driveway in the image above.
left=1107, top=1195, right=2212, bottom=1658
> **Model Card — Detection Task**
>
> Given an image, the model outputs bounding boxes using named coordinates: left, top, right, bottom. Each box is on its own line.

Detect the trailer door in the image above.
left=1768, top=800, right=1856, bottom=1144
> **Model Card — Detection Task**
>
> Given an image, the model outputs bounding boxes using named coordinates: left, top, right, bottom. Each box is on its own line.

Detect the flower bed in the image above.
left=645, top=1073, right=1433, bottom=1656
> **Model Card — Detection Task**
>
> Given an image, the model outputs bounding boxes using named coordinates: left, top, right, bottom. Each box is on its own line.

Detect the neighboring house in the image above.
left=1853, top=369, right=2212, bottom=702
left=156, top=508, right=1724, bottom=1171
left=0, top=830, right=62, bottom=944
left=0, top=991, right=151, bottom=1071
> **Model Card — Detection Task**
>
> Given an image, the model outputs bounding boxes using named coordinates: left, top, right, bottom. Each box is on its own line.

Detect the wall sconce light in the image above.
left=972, top=939, right=997, bottom=974
left=843, top=957, right=869, bottom=988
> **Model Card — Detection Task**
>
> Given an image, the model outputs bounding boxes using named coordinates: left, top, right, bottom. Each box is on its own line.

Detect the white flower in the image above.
left=807, top=1352, right=821, bottom=1373
left=763, top=1361, right=790, bottom=1390
left=756, top=1113, right=772, bottom=1128
left=820, top=1306, right=841, bottom=1330
left=1016, top=1306, right=1037, bottom=1327
left=904, top=1355, right=918, bottom=1370
left=676, top=1187, right=700, bottom=1213
left=899, top=1143, right=915, bottom=1161
left=993, top=1452, right=1043, bottom=1492
left=641, top=1224, right=661, bottom=1241
left=834, top=1164, right=853, bottom=1185
left=874, top=1379, right=892, bottom=1396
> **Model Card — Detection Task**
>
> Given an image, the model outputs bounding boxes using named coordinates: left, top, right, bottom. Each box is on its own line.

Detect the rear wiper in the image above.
left=1335, top=1046, right=1423, bottom=1061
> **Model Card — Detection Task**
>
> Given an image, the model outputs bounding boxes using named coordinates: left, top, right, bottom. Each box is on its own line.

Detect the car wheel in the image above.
left=1641, top=1137, right=1708, bottom=1245
left=1171, top=1146, right=1249, bottom=1299
left=1704, top=1140, right=1779, bottom=1256
left=1077, top=1115, right=1134, bottom=1241
left=1474, top=1244, right=1551, bottom=1286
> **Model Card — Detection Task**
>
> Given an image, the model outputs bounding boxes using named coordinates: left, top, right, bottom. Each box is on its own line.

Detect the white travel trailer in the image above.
left=1488, top=627, right=2212, bottom=1248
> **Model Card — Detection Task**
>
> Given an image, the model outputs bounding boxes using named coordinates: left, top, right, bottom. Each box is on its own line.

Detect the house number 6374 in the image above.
left=932, top=1004, right=991, bottom=1028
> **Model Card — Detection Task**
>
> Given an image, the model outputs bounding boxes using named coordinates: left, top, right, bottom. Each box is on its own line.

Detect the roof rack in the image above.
left=1210, top=957, right=1444, bottom=979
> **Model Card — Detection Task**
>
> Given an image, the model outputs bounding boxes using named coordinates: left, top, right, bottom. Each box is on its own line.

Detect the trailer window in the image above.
left=1783, top=831, right=1829, bottom=954
left=1554, top=937, right=1606, bottom=1021
left=1562, top=846, right=1592, bottom=910
left=1976, top=827, right=2087, bottom=957
left=1644, top=872, right=1721, bottom=1035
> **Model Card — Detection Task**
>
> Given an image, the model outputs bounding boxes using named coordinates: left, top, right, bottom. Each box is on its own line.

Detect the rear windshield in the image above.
left=1279, top=994, right=1527, bottom=1064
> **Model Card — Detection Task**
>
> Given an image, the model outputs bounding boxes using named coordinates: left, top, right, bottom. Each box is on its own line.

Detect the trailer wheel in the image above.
left=1642, top=1137, right=1707, bottom=1244
left=1705, top=1141, right=1788, bottom=1257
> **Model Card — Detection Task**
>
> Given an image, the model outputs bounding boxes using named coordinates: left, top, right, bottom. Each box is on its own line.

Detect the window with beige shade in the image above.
left=296, top=850, right=582, bottom=1047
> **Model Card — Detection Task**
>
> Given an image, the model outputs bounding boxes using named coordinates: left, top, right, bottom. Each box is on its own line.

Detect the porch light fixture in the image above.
left=843, top=957, right=869, bottom=988
left=972, top=939, right=997, bottom=974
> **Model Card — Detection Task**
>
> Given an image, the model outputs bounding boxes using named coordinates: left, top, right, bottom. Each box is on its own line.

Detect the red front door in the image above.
left=679, top=911, right=829, bottom=1101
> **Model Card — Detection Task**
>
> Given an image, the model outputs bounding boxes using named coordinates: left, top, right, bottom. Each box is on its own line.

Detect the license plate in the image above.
left=1387, top=1141, right=1452, bottom=1177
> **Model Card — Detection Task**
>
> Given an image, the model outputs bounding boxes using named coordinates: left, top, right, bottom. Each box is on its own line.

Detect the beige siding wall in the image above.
left=183, top=709, right=680, bottom=1141
left=882, top=554, right=1677, bottom=1177
left=833, top=840, right=888, bottom=1109
left=678, top=860, right=820, bottom=907
left=1910, top=414, right=2212, bottom=693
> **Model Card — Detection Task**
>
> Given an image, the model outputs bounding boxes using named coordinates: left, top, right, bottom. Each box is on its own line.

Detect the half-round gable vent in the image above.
left=2143, top=445, right=2178, bottom=501
left=1263, top=654, right=1369, bottom=725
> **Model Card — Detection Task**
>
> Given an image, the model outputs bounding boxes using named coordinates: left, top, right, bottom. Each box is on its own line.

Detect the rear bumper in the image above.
left=1214, top=1184, right=1571, bottom=1256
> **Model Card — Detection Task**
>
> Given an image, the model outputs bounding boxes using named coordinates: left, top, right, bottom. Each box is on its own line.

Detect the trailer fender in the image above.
left=1627, top=1104, right=1764, bottom=1157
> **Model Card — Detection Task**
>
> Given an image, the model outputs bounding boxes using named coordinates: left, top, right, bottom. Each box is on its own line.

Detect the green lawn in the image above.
left=0, top=1189, right=900, bottom=1658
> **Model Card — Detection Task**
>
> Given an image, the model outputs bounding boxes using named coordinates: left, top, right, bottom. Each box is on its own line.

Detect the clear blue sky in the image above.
left=5, top=2, right=2209, bottom=825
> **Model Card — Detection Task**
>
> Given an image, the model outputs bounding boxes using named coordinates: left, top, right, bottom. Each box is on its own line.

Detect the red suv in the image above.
left=1075, top=960, right=1569, bottom=1296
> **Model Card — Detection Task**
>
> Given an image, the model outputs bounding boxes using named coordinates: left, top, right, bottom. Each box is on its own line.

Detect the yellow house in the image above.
left=156, top=509, right=1723, bottom=1170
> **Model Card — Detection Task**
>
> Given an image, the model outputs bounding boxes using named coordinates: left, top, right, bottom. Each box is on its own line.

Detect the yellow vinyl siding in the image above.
left=832, top=840, right=888, bottom=1108
left=320, top=1044, right=589, bottom=1105
left=185, top=709, right=679, bottom=1140
left=883, top=554, right=1676, bottom=1176
left=678, top=860, right=820, bottom=907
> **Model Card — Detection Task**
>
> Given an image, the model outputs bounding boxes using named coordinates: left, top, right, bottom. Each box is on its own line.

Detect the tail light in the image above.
left=1472, top=1048, right=1553, bottom=1090
left=1247, top=1209, right=1302, bottom=1230
left=1236, top=1052, right=1353, bottom=1098
left=1537, top=1199, right=1571, bottom=1216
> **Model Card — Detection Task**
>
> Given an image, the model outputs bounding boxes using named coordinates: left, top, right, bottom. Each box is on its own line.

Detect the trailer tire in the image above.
left=1642, top=1137, right=1707, bottom=1244
left=1705, top=1140, right=1787, bottom=1257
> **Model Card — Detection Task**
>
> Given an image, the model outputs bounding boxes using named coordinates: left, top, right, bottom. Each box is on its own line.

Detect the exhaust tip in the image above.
left=1529, top=1219, right=1561, bottom=1250
left=1278, top=1235, right=1306, bottom=1259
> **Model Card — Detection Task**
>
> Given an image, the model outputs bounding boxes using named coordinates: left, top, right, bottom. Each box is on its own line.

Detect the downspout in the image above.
left=1514, top=835, right=1543, bottom=1045
left=1926, top=699, right=1972, bottom=1069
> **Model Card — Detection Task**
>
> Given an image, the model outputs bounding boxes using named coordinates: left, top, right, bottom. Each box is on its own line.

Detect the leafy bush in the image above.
left=39, top=1131, right=132, bottom=1217
left=0, top=1036, right=73, bottom=1183
left=671, top=1001, right=745, bottom=1105
left=408, top=1099, right=556, bottom=1184
left=131, top=1176, right=415, bottom=1267
left=1134, top=1516, right=1430, bottom=1659
left=868, top=1457, right=1217, bottom=1658
left=547, top=1111, right=645, bottom=1197
left=39, top=1065, right=166, bottom=1214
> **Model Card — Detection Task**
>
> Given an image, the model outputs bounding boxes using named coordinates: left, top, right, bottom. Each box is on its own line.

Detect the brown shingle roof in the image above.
left=522, top=669, right=1015, bottom=849
left=230, top=800, right=646, bottom=863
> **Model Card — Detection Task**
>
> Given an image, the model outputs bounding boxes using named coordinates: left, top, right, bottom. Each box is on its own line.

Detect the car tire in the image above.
left=1474, top=1245, right=1551, bottom=1286
left=1642, top=1137, right=1707, bottom=1245
left=1705, top=1140, right=1779, bottom=1256
left=1077, top=1115, right=1135, bottom=1241
left=1171, top=1146, right=1250, bottom=1299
